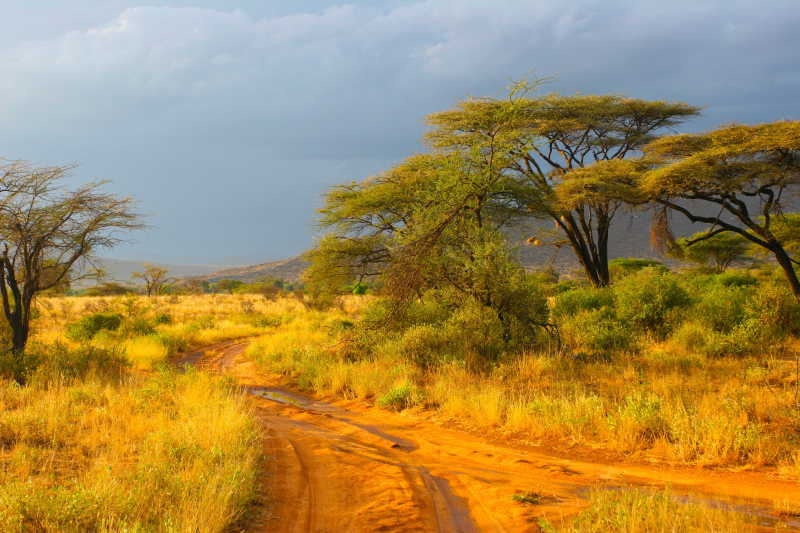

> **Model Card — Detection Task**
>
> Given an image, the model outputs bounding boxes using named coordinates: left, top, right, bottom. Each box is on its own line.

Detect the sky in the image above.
left=1, top=1, right=798, bottom=265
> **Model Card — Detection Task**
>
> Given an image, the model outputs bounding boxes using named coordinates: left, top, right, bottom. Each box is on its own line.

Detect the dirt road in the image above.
left=185, top=342, right=800, bottom=532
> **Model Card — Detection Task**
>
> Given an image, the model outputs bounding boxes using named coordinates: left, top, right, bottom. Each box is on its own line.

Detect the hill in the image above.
left=194, top=256, right=309, bottom=283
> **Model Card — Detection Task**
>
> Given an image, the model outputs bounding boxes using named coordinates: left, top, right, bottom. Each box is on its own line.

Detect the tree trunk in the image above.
left=773, top=244, right=800, bottom=299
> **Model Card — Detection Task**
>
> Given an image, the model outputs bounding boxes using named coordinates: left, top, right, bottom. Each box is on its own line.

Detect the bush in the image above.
left=153, top=312, right=172, bottom=324
left=690, top=284, right=751, bottom=332
left=65, top=313, right=123, bottom=341
left=119, top=316, right=157, bottom=337
left=609, top=257, right=666, bottom=279
left=551, top=287, right=614, bottom=319
left=743, top=282, right=800, bottom=338
left=31, top=343, right=129, bottom=382
left=613, top=268, right=690, bottom=337
left=560, top=307, right=633, bottom=354
left=377, top=382, right=421, bottom=411
left=670, top=322, right=727, bottom=357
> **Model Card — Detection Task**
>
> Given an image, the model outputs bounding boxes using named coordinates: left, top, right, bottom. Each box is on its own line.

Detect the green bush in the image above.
left=153, top=312, right=172, bottom=325
left=377, top=382, right=420, bottom=411
left=609, top=257, right=666, bottom=279
left=552, top=287, right=614, bottom=319
left=122, top=317, right=156, bottom=337
left=65, top=313, right=123, bottom=342
left=613, top=268, right=690, bottom=337
left=32, top=343, right=129, bottom=382
left=690, top=284, right=751, bottom=332
left=560, top=307, right=633, bottom=354
left=743, top=282, right=800, bottom=338
left=391, top=325, right=452, bottom=367
left=669, top=322, right=727, bottom=357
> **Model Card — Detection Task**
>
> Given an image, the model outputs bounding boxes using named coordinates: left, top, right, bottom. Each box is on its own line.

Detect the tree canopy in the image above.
left=0, top=161, right=141, bottom=380
left=427, top=88, right=699, bottom=286
left=566, top=121, right=800, bottom=295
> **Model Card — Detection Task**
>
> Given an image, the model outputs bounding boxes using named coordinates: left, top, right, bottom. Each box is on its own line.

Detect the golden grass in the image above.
left=0, top=371, right=260, bottom=532
left=242, top=297, right=800, bottom=474
left=549, top=487, right=755, bottom=532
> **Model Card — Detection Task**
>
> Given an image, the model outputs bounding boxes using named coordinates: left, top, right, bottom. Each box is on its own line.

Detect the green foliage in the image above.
left=377, top=382, right=420, bottom=411
left=122, top=317, right=156, bottom=337
left=613, top=268, right=690, bottom=337
left=673, top=231, right=750, bottom=272
left=31, top=343, right=128, bottom=382
left=214, top=279, right=244, bottom=294
left=65, top=313, right=123, bottom=342
left=690, top=283, right=752, bottom=333
left=741, top=282, right=800, bottom=339
left=81, top=282, right=137, bottom=296
left=551, top=287, right=614, bottom=319
left=608, top=257, right=665, bottom=278
left=560, top=307, right=633, bottom=354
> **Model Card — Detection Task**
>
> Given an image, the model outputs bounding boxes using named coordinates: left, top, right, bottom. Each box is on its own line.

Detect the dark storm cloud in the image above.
left=0, top=1, right=797, bottom=263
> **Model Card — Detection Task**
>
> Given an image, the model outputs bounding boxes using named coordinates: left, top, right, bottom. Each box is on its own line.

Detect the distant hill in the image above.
left=194, top=256, right=309, bottom=283
left=88, top=258, right=240, bottom=286
left=95, top=208, right=706, bottom=288
left=194, top=208, right=702, bottom=284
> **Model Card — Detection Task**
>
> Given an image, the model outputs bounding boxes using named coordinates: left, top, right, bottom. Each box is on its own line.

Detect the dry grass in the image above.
left=0, top=371, right=260, bottom=532
left=242, top=296, right=800, bottom=475
left=547, top=487, right=756, bottom=532
left=0, top=294, right=282, bottom=531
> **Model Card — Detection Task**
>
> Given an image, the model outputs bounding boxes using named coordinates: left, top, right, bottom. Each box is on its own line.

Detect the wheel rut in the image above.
left=182, top=341, right=800, bottom=533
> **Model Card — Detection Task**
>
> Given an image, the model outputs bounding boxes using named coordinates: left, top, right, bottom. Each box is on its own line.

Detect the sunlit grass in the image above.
left=241, top=297, right=800, bottom=474
left=0, top=370, right=260, bottom=532
left=549, top=487, right=755, bottom=532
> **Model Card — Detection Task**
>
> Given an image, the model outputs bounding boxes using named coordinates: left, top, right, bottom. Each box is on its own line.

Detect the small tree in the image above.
left=132, top=264, right=174, bottom=296
left=0, top=161, right=141, bottom=381
left=672, top=231, right=750, bottom=272
left=214, top=279, right=244, bottom=294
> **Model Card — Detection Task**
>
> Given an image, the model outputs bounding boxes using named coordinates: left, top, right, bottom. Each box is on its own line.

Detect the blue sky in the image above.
left=2, top=1, right=798, bottom=264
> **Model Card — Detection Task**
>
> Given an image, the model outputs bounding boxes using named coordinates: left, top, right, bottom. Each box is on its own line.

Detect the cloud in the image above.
left=0, top=1, right=797, bottom=262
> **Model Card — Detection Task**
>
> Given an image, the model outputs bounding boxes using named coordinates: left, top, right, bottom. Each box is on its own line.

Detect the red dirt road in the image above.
left=186, top=342, right=800, bottom=532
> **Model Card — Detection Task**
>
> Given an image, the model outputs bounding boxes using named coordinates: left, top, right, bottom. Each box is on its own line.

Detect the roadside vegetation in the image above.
left=0, top=294, right=291, bottom=532
left=259, top=80, right=800, bottom=487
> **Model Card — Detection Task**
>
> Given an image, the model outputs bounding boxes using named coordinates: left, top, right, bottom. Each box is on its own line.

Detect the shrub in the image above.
left=121, top=317, right=156, bottom=337
left=691, top=284, right=751, bottom=332
left=560, top=307, right=633, bottom=354
left=153, top=312, right=172, bottom=324
left=65, top=313, right=123, bottom=341
left=609, top=257, right=666, bottom=279
left=670, top=322, right=727, bottom=357
left=551, top=287, right=614, bottom=319
left=31, top=343, right=129, bottom=382
left=377, top=382, right=421, bottom=411
left=391, top=324, right=453, bottom=367
left=613, top=268, right=690, bottom=337
left=742, top=282, right=800, bottom=339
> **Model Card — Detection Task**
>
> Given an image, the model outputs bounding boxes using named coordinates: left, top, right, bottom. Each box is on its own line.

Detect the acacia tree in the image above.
left=428, top=84, right=698, bottom=286
left=564, top=121, right=800, bottom=296
left=427, top=87, right=699, bottom=286
left=0, top=162, right=141, bottom=380
left=307, top=151, right=548, bottom=332
left=132, top=264, right=174, bottom=296
left=671, top=231, right=750, bottom=272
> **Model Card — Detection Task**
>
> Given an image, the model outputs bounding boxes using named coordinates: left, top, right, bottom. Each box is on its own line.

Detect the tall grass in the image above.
left=547, top=488, right=756, bottom=532
left=0, top=370, right=260, bottom=532
left=243, top=295, right=800, bottom=474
